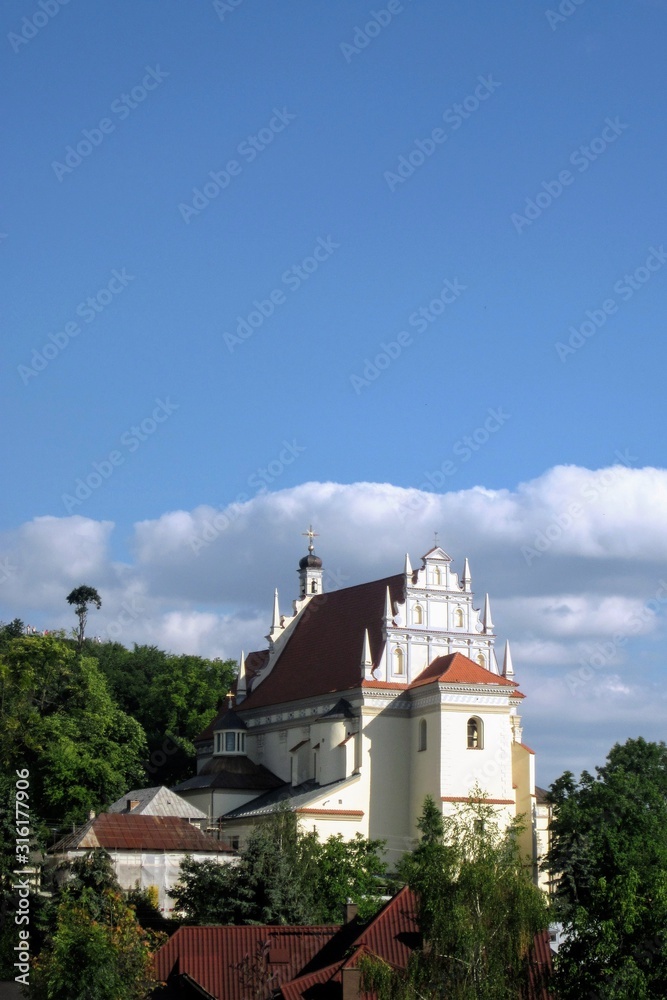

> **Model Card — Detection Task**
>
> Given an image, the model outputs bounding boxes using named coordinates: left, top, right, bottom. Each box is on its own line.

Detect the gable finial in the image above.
left=434, top=530, right=439, bottom=549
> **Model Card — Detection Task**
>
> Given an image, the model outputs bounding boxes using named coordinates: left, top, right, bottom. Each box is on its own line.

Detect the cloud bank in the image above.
left=1, top=463, right=665, bottom=784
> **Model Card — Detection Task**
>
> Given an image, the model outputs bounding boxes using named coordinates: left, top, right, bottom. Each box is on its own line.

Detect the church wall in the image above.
left=440, top=707, right=514, bottom=802
left=512, top=742, right=537, bottom=877
left=361, top=706, right=412, bottom=866
left=409, top=703, right=442, bottom=835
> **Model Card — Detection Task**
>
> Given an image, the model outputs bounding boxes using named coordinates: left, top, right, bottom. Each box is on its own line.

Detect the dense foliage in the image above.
left=363, top=794, right=549, bottom=1000
left=28, top=852, right=165, bottom=1000
left=171, top=807, right=387, bottom=925
left=547, top=737, right=667, bottom=999
left=0, top=635, right=147, bottom=827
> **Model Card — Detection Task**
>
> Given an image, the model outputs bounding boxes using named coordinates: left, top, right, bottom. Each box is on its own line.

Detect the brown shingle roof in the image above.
left=51, top=813, right=233, bottom=854
left=226, top=574, right=406, bottom=713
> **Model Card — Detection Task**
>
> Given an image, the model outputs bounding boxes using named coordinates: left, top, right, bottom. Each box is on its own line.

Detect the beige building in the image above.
left=178, top=539, right=546, bottom=879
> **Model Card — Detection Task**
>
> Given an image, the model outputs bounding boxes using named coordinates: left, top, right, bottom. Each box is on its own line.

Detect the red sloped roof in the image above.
left=235, top=575, right=405, bottom=711
left=154, top=925, right=338, bottom=999
left=409, top=652, right=519, bottom=689
left=52, top=813, right=232, bottom=853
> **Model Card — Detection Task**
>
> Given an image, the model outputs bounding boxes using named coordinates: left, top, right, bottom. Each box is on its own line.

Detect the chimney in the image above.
left=126, top=799, right=140, bottom=812
left=344, top=900, right=358, bottom=923
left=341, top=967, right=361, bottom=1000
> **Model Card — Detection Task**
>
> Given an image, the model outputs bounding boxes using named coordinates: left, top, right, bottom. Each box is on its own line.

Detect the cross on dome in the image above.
left=302, top=524, right=319, bottom=553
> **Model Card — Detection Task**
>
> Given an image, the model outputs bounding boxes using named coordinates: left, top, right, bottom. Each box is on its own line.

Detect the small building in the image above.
left=50, top=813, right=235, bottom=916
left=107, top=786, right=208, bottom=829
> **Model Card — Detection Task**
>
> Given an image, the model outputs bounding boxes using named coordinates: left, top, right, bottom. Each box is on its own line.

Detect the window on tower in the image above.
left=418, top=718, right=427, bottom=752
left=467, top=717, right=483, bottom=749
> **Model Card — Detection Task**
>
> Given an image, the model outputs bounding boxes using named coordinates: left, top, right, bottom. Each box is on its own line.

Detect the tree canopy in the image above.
left=170, top=808, right=387, bottom=925
left=0, top=634, right=147, bottom=826
left=66, top=584, right=102, bottom=649
left=28, top=851, right=164, bottom=1000
left=546, top=737, right=667, bottom=999
left=365, top=794, right=549, bottom=1000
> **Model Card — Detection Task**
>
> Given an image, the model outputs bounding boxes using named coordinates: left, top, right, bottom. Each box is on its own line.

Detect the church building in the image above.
left=177, top=534, right=542, bottom=875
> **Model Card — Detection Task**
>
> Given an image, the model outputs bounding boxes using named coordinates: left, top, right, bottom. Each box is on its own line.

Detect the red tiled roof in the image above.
left=234, top=575, right=406, bottom=712
left=154, top=925, right=338, bottom=1000
left=409, top=652, right=519, bottom=689
left=51, top=813, right=233, bottom=854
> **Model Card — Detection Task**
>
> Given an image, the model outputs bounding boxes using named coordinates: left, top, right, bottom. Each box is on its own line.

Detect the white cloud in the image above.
left=1, top=464, right=666, bottom=783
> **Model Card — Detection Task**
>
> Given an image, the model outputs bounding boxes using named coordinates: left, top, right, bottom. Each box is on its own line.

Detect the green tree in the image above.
left=170, top=809, right=387, bottom=925
left=0, top=635, right=147, bottom=827
left=308, top=832, right=387, bottom=922
left=365, top=794, right=549, bottom=1000
left=78, top=641, right=237, bottom=784
left=546, top=737, right=667, bottom=999
left=29, top=887, right=162, bottom=1000
left=66, top=584, right=102, bottom=650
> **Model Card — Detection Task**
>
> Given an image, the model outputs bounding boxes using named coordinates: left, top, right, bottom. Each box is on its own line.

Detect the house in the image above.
left=177, top=537, right=544, bottom=881
left=152, top=885, right=554, bottom=999
left=107, top=786, right=208, bottom=829
left=49, top=812, right=235, bottom=916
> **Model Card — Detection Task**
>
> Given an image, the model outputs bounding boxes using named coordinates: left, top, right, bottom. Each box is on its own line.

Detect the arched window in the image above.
left=418, top=718, right=427, bottom=752
left=467, top=717, right=483, bottom=749
left=455, top=608, right=464, bottom=627
left=393, top=647, right=404, bottom=676
left=311, top=579, right=317, bottom=593
left=413, top=604, right=423, bottom=625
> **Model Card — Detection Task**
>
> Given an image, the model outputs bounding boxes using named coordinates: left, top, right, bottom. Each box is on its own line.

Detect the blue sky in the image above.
left=2, top=0, right=667, bottom=783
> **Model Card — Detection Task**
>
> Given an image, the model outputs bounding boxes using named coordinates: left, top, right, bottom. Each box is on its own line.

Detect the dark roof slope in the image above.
left=237, top=574, right=405, bottom=712
left=51, top=813, right=233, bottom=853
left=174, top=755, right=283, bottom=793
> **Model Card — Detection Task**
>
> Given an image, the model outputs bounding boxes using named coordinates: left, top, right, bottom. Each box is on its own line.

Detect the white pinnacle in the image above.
left=483, top=593, right=494, bottom=632
left=502, top=640, right=514, bottom=679
left=237, top=650, right=247, bottom=700
left=271, top=588, right=281, bottom=630
left=462, top=557, right=471, bottom=592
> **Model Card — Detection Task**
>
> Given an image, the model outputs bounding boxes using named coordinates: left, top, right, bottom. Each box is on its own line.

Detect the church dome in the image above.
left=299, top=551, right=322, bottom=570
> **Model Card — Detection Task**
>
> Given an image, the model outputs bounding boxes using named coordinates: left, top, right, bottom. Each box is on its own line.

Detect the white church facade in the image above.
left=176, top=537, right=543, bottom=877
